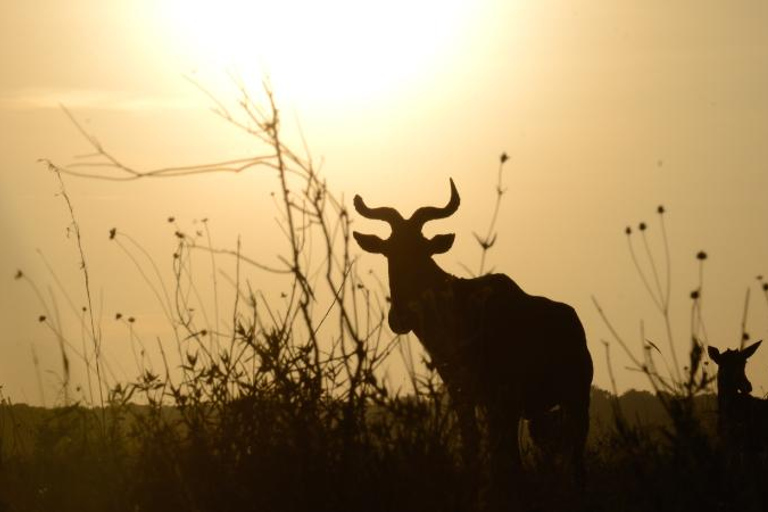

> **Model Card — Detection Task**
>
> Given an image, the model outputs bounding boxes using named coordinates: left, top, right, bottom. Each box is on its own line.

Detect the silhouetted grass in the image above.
left=3, top=387, right=768, bottom=512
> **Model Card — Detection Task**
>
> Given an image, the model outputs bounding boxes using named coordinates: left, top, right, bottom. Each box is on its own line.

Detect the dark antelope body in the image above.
left=352, top=178, right=593, bottom=486
left=708, top=341, right=768, bottom=459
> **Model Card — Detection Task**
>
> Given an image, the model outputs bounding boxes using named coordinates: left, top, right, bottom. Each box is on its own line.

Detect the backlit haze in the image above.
left=2, top=0, right=768, bottom=405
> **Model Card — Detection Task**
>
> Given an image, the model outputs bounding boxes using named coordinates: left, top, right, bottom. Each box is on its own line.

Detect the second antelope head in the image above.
left=352, top=178, right=460, bottom=335
left=708, top=341, right=763, bottom=396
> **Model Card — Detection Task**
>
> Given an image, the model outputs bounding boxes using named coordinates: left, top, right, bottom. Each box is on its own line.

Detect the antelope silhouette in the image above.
left=708, top=341, right=768, bottom=460
left=352, top=178, right=593, bottom=498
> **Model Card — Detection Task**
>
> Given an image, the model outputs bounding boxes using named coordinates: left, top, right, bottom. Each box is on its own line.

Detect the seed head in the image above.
left=690, top=290, right=700, bottom=300
left=696, top=251, right=708, bottom=260
left=638, top=222, right=647, bottom=231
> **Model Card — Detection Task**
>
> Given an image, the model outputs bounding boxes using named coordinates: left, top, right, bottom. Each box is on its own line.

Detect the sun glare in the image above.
left=157, top=0, right=471, bottom=105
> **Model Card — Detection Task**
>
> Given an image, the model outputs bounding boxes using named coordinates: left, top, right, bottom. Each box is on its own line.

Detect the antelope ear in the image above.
left=743, top=340, right=762, bottom=359
left=353, top=232, right=387, bottom=254
left=428, top=233, right=455, bottom=254
left=707, top=346, right=721, bottom=363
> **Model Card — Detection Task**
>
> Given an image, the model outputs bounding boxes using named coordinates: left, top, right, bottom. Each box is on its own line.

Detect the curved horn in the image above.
left=353, top=194, right=404, bottom=225
left=410, top=178, right=460, bottom=227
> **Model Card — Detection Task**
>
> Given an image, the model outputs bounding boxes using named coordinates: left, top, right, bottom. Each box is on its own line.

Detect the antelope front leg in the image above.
left=455, top=397, right=480, bottom=468
left=448, top=387, right=481, bottom=509
left=484, top=400, right=522, bottom=512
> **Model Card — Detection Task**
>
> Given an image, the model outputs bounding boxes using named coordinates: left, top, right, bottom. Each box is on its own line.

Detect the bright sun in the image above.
left=158, top=0, right=472, bottom=106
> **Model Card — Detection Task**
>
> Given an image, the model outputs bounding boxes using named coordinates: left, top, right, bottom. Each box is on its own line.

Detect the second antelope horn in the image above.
left=410, top=178, right=460, bottom=227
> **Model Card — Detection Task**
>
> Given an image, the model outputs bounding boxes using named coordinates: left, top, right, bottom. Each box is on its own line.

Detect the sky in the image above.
left=2, top=0, right=768, bottom=405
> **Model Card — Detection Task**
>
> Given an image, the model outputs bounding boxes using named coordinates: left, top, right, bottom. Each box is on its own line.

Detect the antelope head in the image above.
left=352, top=179, right=460, bottom=334
left=708, top=340, right=762, bottom=396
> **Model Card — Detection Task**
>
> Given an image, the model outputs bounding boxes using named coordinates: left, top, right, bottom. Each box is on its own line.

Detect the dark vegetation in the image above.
left=4, top=84, right=768, bottom=511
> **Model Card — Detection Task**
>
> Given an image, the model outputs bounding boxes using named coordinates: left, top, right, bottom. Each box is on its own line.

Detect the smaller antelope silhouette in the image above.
left=352, top=178, right=593, bottom=501
left=708, top=341, right=768, bottom=460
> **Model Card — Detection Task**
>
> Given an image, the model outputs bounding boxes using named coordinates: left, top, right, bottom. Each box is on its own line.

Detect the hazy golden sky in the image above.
left=2, top=1, right=768, bottom=404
